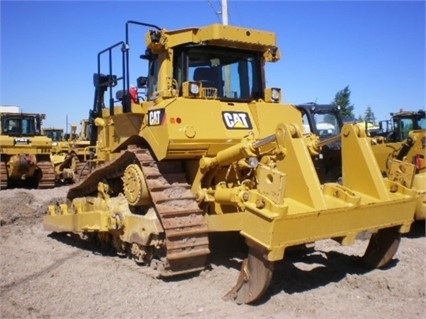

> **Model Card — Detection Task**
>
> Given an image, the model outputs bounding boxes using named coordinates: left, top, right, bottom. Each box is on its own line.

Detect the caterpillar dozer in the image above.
left=43, top=121, right=93, bottom=184
left=369, top=109, right=425, bottom=174
left=44, top=21, right=417, bottom=304
left=69, top=119, right=94, bottom=181
left=43, top=127, right=75, bottom=183
left=381, top=130, right=426, bottom=220
left=368, top=110, right=425, bottom=219
left=0, top=109, right=55, bottom=189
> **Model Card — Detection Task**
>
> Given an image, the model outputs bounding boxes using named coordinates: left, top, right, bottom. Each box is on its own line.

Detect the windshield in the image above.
left=2, top=115, right=39, bottom=136
left=301, top=110, right=341, bottom=137
left=174, top=45, right=263, bottom=101
left=314, top=112, right=341, bottom=137
left=393, top=117, right=423, bottom=141
left=44, top=130, right=63, bottom=141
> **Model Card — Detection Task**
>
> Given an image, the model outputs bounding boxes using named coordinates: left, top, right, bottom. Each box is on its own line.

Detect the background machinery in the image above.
left=369, top=109, right=425, bottom=174
left=43, top=127, right=65, bottom=143
left=43, top=121, right=93, bottom=184
left=368, top=110, right=425, bottom=220
left=0, top=107, right=55, bottom=189
left=44, top=22, right=418, bottom=304
left=296, top=102, right=343, bottom=183
left=70, top=119, right=94, bottom=181
left=299, top=105, right=425, bottom=220
left=42, top=127, right=75, bottom=183
left=385, top=129, right=426, bottom=219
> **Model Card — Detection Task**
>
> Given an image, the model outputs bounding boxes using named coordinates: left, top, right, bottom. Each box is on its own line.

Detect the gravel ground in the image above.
left=1, top=186, right=425, bottom=319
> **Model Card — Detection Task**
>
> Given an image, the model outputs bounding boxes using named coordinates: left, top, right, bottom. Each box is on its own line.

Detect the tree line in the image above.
left=332, top=85, right=376, bottom=124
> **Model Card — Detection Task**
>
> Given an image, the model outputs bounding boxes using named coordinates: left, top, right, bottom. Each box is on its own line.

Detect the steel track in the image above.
left=0, top=160, right=7, bottom=190
left=37, top=161, right=56, bottom=189
left=67, top=145, right=210, bottom=276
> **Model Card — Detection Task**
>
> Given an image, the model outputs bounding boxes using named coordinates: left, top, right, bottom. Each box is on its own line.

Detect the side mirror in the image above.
left=137, top=76, right=148, bottom=88
left=116, top=90, right=124, bottom=101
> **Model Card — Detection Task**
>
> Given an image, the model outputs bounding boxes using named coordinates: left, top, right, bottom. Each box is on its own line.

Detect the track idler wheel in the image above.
left=223, top=247, right=274, bottom=304
left=362, top=226, right=401, bottom=269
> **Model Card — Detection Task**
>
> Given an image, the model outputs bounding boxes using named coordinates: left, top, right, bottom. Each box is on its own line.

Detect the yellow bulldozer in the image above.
left=42, top=127, right=75, bottom=183
left=44, top=22, right=418, bottom=304
left=43, top=120, right=93, bottom=184
left=370, top=110, right=425, bottom=174
left=377, top=130, right=426, bottom=220
left=68, top=119, right=93, bottom=181
left=369, top=110, right=425, bottom=219
left=0, top=108, right=55, bottom=189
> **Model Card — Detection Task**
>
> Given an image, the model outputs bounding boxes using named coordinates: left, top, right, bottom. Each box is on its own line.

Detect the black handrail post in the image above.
left=123, top=21, right=161, bottom=113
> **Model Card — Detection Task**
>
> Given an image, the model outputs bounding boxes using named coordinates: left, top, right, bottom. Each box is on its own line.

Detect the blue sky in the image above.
left=1, top=0, right=425, bottom=130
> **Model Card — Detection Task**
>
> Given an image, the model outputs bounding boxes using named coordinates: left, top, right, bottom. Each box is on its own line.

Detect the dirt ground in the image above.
left=0, top=186, right=425, bottom=319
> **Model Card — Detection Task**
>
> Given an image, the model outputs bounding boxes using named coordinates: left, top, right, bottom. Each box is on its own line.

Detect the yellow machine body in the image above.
left=44, top=22, right=418, bottom=304
left=383, top=130, right=426, bottom=219
left=1, top=111, right=54, bottom=189
left=43, top=121, right=92, bottom=183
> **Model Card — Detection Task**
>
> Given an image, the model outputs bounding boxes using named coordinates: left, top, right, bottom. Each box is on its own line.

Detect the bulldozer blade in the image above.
left=362, top=226, right=401, bottom=269
left=223, top=248, right=274, bottom=304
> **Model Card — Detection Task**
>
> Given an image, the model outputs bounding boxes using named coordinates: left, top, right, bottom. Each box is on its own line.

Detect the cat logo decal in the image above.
left=222, top=112, right=252, bottom=129
left=148, top=109, right=165, bottom=126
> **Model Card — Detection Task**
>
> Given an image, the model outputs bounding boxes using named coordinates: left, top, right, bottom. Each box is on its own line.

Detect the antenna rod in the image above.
left=221, top=0, right=228, bottom=25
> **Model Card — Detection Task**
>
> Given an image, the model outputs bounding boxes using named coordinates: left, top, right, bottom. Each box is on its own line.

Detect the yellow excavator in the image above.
left=44, top=21, right=417, bottom=304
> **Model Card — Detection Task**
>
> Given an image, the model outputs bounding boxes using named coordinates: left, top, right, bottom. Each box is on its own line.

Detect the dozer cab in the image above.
left=44, top=21, right=417, bottom=304
left=0, top=109, right=55, bottom=189
left=378, top=109, right=425, bottom=141
left=43, top=127, right=65, bottom=144
left=370, top=109, right=425, bottom=174
left=296, top=102, right=343, bottom=183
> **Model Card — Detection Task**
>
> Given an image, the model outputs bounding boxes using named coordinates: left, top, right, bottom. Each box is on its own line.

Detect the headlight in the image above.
left=182, top=81, right=201, bottom=98
left=271, top=88, right=281, bottom=102
left=189, top=82, right=200, bottom=95
left=264, top=87, right=281, bottom=103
